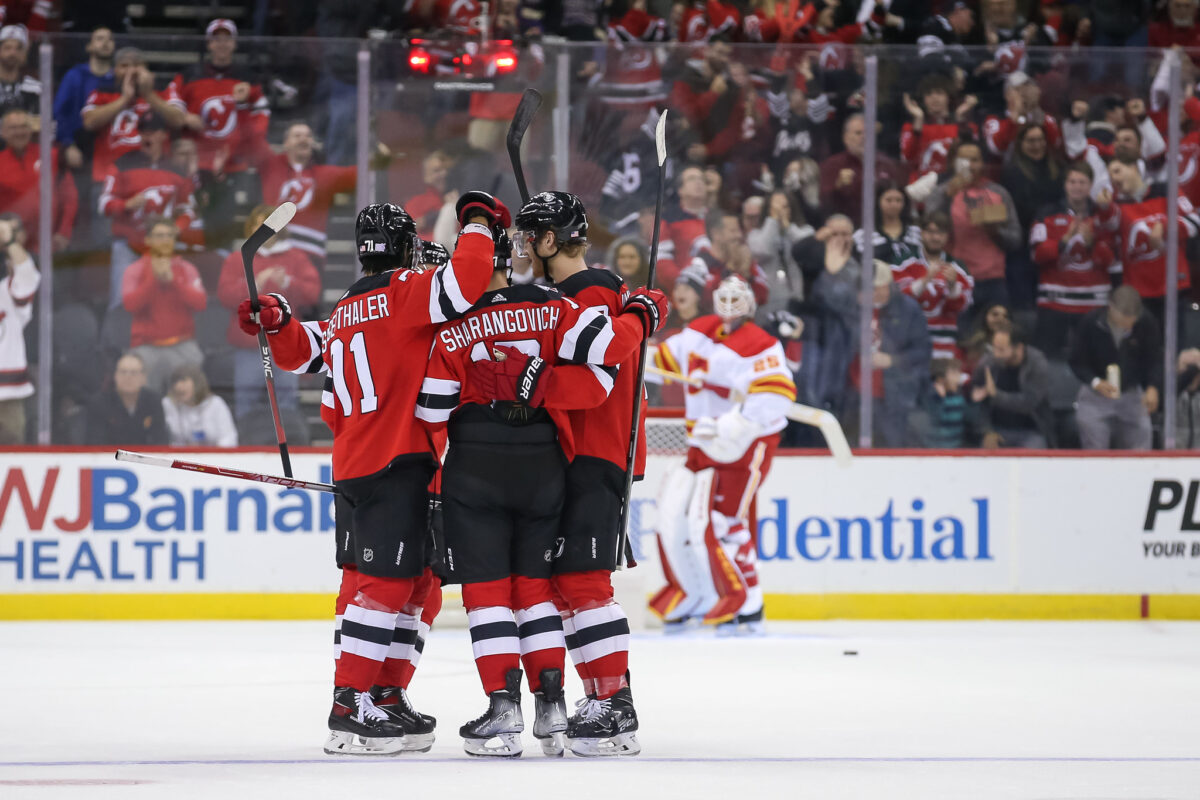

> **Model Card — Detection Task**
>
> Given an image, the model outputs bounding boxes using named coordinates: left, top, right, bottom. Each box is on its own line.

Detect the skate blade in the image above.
left=536, top=731, right=566, bottom=758
left=463, top=732, right=523, bottom=758
left=323, top=730, right=406, bottom=756
left=400, top=732, right=436, bottom=753
left=568, top=731, right=641, bottom=758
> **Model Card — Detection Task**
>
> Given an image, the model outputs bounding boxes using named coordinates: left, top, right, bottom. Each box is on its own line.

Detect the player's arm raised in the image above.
left=236, top=293, right=329, bottom=374
left=389, top=192, right=511, bottom=325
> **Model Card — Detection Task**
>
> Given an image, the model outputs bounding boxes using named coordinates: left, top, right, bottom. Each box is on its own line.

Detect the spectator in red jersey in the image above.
left=100, top=111, right=201, bottom=309
left=926, top=139, right=1023, bottom=316
left=81, top=47, right=186, bottom=185
left=819, top=113, right=908, bottom=226
left=405, top=151, right=449, bottom=239
left=1028, top=162, right=1116, bottom=359
left=892, top=211, right=975, bottom=361
left=0, top=108, right=78, bottom=254
left=1096, top=155, right=1200, bottom=333
left=120, top=217, right=207, bottom=393
left=899, top=72, right=978, bottom=184
left=0, top=2, right=49, bottom=32
left=688, top=210, right=771, bottom=306
left=664, top=164, right=714, bottom=269
left=172, top=19, right=270, bottom=251
left=1150, top=0, right=1200, bottom=52
left=0, top=25, right=39, bottom=125
left=217, top=205, right=321, bottom=421
left=243, top=121, right=357, bottom=267
left=983, top=71, right=1064, bottom=161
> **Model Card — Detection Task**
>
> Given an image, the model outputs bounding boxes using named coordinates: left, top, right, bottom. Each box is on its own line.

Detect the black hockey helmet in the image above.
left=356, top=203, right=418, bottom=272
left=513, top=190, right=589, bottom=245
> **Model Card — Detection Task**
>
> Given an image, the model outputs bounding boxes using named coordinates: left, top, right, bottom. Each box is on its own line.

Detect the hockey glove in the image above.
left=455, top=190, right=513, bottom=231
left=767, top=309, right=803, bottom=339
left=237, top=293, right=292, bottom=336
left=467, top=346, right=552, bottom=407
left=622, top=287, right=669, bottom=338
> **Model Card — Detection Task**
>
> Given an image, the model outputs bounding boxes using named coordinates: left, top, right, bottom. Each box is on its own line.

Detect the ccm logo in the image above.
left=1144, top=480, right=1200, bottom=531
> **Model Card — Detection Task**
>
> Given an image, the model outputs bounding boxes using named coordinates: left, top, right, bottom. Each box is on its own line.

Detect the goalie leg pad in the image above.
left=649, top=465, right=696, bottom=621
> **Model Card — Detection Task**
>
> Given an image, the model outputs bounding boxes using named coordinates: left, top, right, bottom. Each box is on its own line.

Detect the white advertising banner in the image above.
left=2, top=451, right=1200, bottom=600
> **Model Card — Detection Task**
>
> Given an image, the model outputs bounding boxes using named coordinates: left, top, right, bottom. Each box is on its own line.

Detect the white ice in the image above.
left=2, top=620, right=1199, bottom=799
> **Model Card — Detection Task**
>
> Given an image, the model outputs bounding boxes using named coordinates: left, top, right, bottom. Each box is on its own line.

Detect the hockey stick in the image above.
left=646, top=365, right=854, bottom=467
left=506, top=88, right=542, bottom=204
left=242, top=201, right=298, bottom=477
left=115, top=450, right=336, bottom=493
left=616, top=109, right=669, bottom=570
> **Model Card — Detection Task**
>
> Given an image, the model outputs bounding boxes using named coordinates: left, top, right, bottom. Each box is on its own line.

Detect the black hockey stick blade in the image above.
left=241, top=200, right=298, bottom=477
left=616, top=109, right=669, bottom=570
left=506, top=89, right=542, bottom=204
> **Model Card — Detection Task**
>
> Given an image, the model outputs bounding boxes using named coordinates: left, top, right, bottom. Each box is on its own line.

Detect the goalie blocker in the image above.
left=646, top=275, right=796, bottom=632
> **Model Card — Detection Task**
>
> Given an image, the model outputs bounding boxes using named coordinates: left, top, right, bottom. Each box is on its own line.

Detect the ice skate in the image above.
left=460, top=668, right=524, bottom=757
left=567, top=686, right=640, bottom=757
left=372, top=686, right=436, bottom=752
left=324, top=686, right=408, bottom=756
left=532, top=668, right=568, bottom=757
left=736, top=607, right=765, bottom=636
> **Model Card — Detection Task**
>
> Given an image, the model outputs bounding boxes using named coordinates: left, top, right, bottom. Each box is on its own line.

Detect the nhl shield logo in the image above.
left=363, top=548, right=374, bottom=563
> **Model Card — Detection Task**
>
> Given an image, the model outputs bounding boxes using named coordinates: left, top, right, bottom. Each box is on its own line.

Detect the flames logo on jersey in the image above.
left=199, top=95, right=238, bottom=140
left=278, top=176, right=315, bottom=210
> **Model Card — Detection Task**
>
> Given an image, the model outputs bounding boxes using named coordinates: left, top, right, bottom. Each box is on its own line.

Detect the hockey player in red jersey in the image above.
left=238, top=196, right=505, bottom=755
left=506, top=190, right=656, bottom=757
left=416, top=234, right=664, bottom=757
left=648, top=275, right=796, bottom=634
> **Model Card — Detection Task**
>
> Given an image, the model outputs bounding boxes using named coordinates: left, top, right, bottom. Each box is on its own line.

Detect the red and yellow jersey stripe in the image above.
left=654, top=341, right=682, bottom=378
left=748, top=374, right=797, bottom=402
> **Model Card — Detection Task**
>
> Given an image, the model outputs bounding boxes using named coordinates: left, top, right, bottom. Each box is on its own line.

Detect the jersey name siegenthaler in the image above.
left=322, top=293, right=392, bottom=351
left=438, top=305, right=562, bottom=353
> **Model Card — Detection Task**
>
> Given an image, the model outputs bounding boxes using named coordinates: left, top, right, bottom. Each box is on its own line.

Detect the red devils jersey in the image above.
left=900, top=120, right=976, bottom=180
left=0, top=144, right=78, bottom=247
left=170, top=62, right=270, bottom=172
left=99, top=151, right=201, bottom=253
left=983, top=112, right=1062, bottom=159
left=435, top=0, right=480, bottom=35
left=416, top=283, right=644, bottom=459
left=1028, top=200, right=1115, bottom=313
left=892, top=251, right=974, bottom=360
left=0, top=1, right=50, bottom=30
left=267, top=224, right=496, bottom=480
left=247, top=145, right=356, bottom=261
left=82, top=87, right=186, bottom=182
left=555, top=268, right=647, bottom=476
left=1096, top=185, right=1198, bottom=299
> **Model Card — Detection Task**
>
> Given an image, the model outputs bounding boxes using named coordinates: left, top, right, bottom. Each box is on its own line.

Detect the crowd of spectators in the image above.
left=4, top=1, right=1200, bottom=452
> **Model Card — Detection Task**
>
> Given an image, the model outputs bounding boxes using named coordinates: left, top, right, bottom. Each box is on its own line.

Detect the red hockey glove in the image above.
left=455, top=190, right=513, bottom=230
left=622, top=287, right=669, bottom=338
left=237, top=293, right=292, bottom=336
left=467, top=346, right=553, bottom=407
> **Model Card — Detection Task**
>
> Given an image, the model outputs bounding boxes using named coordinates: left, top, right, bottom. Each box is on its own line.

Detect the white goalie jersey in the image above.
left=651, top=314, right=796, bottom=455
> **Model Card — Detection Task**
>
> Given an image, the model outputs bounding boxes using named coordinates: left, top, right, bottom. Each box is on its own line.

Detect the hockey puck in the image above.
left=843, top=650, right=858, bottom=656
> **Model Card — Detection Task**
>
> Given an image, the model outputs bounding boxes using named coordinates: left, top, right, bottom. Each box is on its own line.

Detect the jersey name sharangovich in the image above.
left=266, top=223, right=496, bottom=480
left=653, top=314, right=797, bottom=442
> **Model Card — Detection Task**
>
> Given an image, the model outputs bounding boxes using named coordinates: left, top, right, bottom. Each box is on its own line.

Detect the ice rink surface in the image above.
left=2, top=619, right=1199, bottom=799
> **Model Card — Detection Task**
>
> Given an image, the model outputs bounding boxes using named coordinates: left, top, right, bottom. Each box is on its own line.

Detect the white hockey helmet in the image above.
left=713, top=274, right=756, bottom=323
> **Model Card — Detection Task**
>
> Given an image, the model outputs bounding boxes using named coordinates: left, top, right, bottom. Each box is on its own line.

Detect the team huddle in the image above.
left=237, top=184, right=793, bottom=758
left=237, top=189, right=664, bottom=758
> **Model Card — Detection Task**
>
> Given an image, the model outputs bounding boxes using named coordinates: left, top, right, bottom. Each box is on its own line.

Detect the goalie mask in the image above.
left=356, top=203, right=418, bottom=272
left=713, top=275, right=756, bottom=325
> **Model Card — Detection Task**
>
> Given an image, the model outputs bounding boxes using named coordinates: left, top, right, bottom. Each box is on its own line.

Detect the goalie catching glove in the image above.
left=237, top=293, right=292, bottom=335
left=622, top=287, right=669, bottom=338
left=467, top=346, right=552, bottom=407
left=692, top=408, right=763, bottom=463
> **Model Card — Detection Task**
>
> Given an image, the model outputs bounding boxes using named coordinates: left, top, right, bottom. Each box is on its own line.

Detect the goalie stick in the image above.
left=242, top=201, right=298, bottom=477
left=506, top=88, right=542, bottom=204
left=616, top=109, right=668, bottom=569
left=116, top=450, right=336, bottom=493
left=646, top=364, right=854, bottom=467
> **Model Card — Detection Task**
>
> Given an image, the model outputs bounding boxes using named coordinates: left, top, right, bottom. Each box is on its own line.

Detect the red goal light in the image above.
left=409, top=48, right=432, bottom=73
